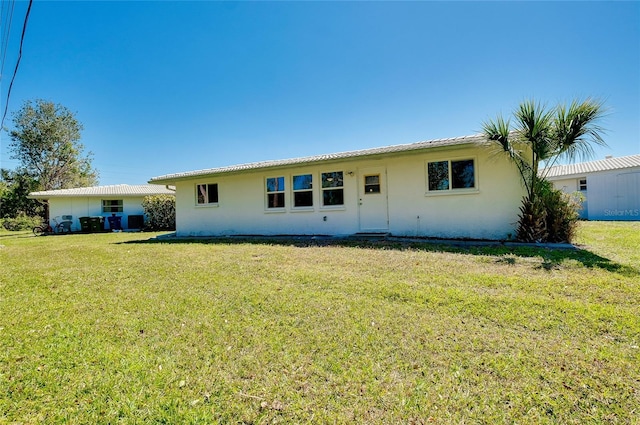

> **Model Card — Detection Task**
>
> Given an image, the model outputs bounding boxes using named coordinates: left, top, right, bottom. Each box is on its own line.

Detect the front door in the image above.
left=358, top=167, right=389, bottom=232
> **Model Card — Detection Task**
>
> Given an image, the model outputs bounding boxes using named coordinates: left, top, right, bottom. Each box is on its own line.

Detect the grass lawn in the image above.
left=0, top=222, right=638, bottom=424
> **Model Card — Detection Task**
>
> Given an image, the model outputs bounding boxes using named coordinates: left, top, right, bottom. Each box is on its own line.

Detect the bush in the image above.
left=142, top=195, right=176, bottom=231
left=541, top=187, right=582, bottom=243
left=1, top=214, right=42, bottom=231
left=515, top=182, right=582, bottom=243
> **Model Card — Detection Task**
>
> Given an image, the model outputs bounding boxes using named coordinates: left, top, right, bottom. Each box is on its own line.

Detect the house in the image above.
left=28, top=184, right=175, bottom=231
left=148, top=135, right=526, bottom=240
left=546, top=154, right=640, bottom=221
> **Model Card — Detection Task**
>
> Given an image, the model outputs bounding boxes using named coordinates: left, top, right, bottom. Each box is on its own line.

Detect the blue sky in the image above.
left=1, top=1, right=639, bottom=186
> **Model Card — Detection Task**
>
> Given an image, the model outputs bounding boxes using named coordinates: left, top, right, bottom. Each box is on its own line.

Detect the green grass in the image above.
left=0, top=222, right=638, bottom=424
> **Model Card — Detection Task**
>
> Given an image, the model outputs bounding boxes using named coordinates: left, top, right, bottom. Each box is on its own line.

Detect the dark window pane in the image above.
left=364, top=184, right=380, bottom=194
left=207, top=184, right=219, bottom=203
left=197, top=185, right=206, bottom=204
left=428, top=161, right=449, bottom=191
left=322, top=172, right=343, bottom=188
left=293, top=174, right=312, bottom=190
left=451, top=160, right=475, bottom=189
left=323, top=189, right=344, bottom=206
left=365, top=175, right=379, bottom=185
left=268, top=192, right=285, bottom=208
left=364, top=174, right=381, bottom=194
left=267, top=177, right=284, bottom=193
left=294, top=191, right=313, bottom=207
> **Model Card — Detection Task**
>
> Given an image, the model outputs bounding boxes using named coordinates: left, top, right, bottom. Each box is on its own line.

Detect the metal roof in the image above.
left=546, top=154, right=640, bottom=179
left=28, top=184, right=175, bottom=199
left=149, top=134, right=483, bottom=183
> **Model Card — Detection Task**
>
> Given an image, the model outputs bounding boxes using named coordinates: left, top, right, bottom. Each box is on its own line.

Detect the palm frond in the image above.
left=554, top=98, right=608, bottom=163
left=515, top=99, right=554, bottom=161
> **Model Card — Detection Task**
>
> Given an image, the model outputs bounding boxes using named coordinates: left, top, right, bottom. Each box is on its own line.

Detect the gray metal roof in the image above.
left=149, top=134, right=483, bottom=183
left=546, top=154, right=640, bottom=179
left=28, top=184, right=175, bottom=199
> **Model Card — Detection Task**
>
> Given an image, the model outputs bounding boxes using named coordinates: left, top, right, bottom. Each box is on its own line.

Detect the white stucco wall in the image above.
left=46, top=196, right=148, bottom=231
left=172, top=144, right=525, bottom=240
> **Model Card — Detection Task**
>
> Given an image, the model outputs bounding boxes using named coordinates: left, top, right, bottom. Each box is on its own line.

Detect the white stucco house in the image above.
left=28, top=184, right=175, bottom=231
left=149, top=135, right=526, bottom=240
left=546, top=154, right=640, bottom=221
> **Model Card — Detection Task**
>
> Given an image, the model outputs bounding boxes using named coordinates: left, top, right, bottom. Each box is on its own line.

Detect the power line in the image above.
left=0, top=0, right=32, bottom=129
left=1, top=0, right=16, bottom=78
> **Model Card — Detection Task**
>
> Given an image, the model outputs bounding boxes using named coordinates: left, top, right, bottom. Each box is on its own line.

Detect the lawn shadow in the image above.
left=120, top=234, right=639, bottom=277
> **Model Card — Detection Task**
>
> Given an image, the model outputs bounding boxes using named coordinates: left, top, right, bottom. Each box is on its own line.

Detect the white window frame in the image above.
left=292, top=173, right=314, bottom=210
left=102, top=199, right=123, bottom=213
left=266, top=176, right=286, bottom=210
left=196, top=183, right=219, bottom=206
left=579, top=178, right=587, bottom=191
left=425, top=157, right=478, bottom=196
left=320, top=171, right=345, bottom=208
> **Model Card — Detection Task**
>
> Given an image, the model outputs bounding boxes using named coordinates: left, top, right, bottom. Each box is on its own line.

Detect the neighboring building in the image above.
left=546, top=154, right=640, bottom=221
left=28, top=184, right=175, bottom=231
left=149, top=135, right=526, bottom=240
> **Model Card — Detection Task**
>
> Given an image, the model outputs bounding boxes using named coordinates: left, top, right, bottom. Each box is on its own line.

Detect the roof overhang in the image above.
left=149, top=134, right=484, bottom=184
left=28, top=184, right=175, bottom=200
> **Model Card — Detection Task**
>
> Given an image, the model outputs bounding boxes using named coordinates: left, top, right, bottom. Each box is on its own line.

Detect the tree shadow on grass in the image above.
left=120, top=234, right=639, bottom=278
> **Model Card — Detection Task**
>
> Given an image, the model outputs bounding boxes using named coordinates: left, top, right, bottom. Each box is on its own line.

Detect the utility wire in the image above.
left=0, top=0, right=32, bottom=129
left=1, top=0, right=16, bottom=78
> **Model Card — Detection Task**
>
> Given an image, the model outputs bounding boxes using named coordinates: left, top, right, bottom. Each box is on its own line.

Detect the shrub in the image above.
left=142, top=194, right=176, bottom=231
left=541, top=187, right=582, bottom=243
left=515, top=182, right=582, bottom=243
left=1, top=214, right=42, bottom=231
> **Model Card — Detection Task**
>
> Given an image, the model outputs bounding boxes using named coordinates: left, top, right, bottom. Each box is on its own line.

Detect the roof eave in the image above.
left=149, top=138, right=479, bottom=184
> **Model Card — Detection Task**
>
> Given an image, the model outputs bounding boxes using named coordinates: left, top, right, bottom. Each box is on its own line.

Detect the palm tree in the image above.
left=481, top=98, right=607, bottom=241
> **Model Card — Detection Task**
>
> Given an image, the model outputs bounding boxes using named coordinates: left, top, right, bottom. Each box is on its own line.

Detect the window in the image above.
left=321, top=171, right=344, bottom=206
left=293, top=174, right=313, bottom=207
left=102, top=200, right=123, bottom=213
left=427, top=159, right=475, bottom=192
left=266, top=176, right=285, bottom=208
left=364, top=174, right=381, bottom=194
left=579, top=178, right=587, bottom=191
left=197, top=183, right=218, bottom=205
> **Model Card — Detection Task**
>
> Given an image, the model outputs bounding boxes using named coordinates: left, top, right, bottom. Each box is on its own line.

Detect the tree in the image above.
left=0, top=168, right=42, bottom=218
left=7, top=99, right=99, bottom=191
left=482, top=98, right=606, bottom=242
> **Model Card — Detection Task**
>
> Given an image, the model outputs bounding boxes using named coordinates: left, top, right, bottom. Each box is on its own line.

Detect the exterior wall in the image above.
left=47, top=196, right=148, bottom=231
left=583, top=169, right=639, bottom=220
left=173, top=145, right=525, bottom=239
left=551, top=168, right=640, bottom=221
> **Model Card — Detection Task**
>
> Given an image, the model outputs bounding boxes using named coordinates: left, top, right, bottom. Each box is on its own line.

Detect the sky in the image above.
left=1, top=0, right=639, bottom=186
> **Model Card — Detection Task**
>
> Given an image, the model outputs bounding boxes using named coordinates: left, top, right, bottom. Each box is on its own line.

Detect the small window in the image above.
left=427, top=159, right=475, bottom=191
left=102, top=200, right=123, bottom=213
left=364, top=174, right=381, bottom=194
left=196, top=183, right=219, bottom=205
left=321, top=171, right=344, bottom=206
left=196, top=184, right=218, bottom=205
left=579, top=178, right=587, bottom=191
left=266, top=176, right=285, bottom=208
left=293, top=174, right=313, bottom=207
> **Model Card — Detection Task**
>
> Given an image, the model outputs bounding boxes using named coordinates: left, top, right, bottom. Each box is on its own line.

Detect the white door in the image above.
left=358, top=167, right=389, bottom=232
left=617, top=172, right=640, bottom=212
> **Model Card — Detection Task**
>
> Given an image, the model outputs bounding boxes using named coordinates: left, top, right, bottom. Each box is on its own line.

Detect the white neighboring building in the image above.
left=28, top=184, right=175, bottom=231
left=149, top=135, right=527, bottom=240
left=546, top=154, right=640, bottom=221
